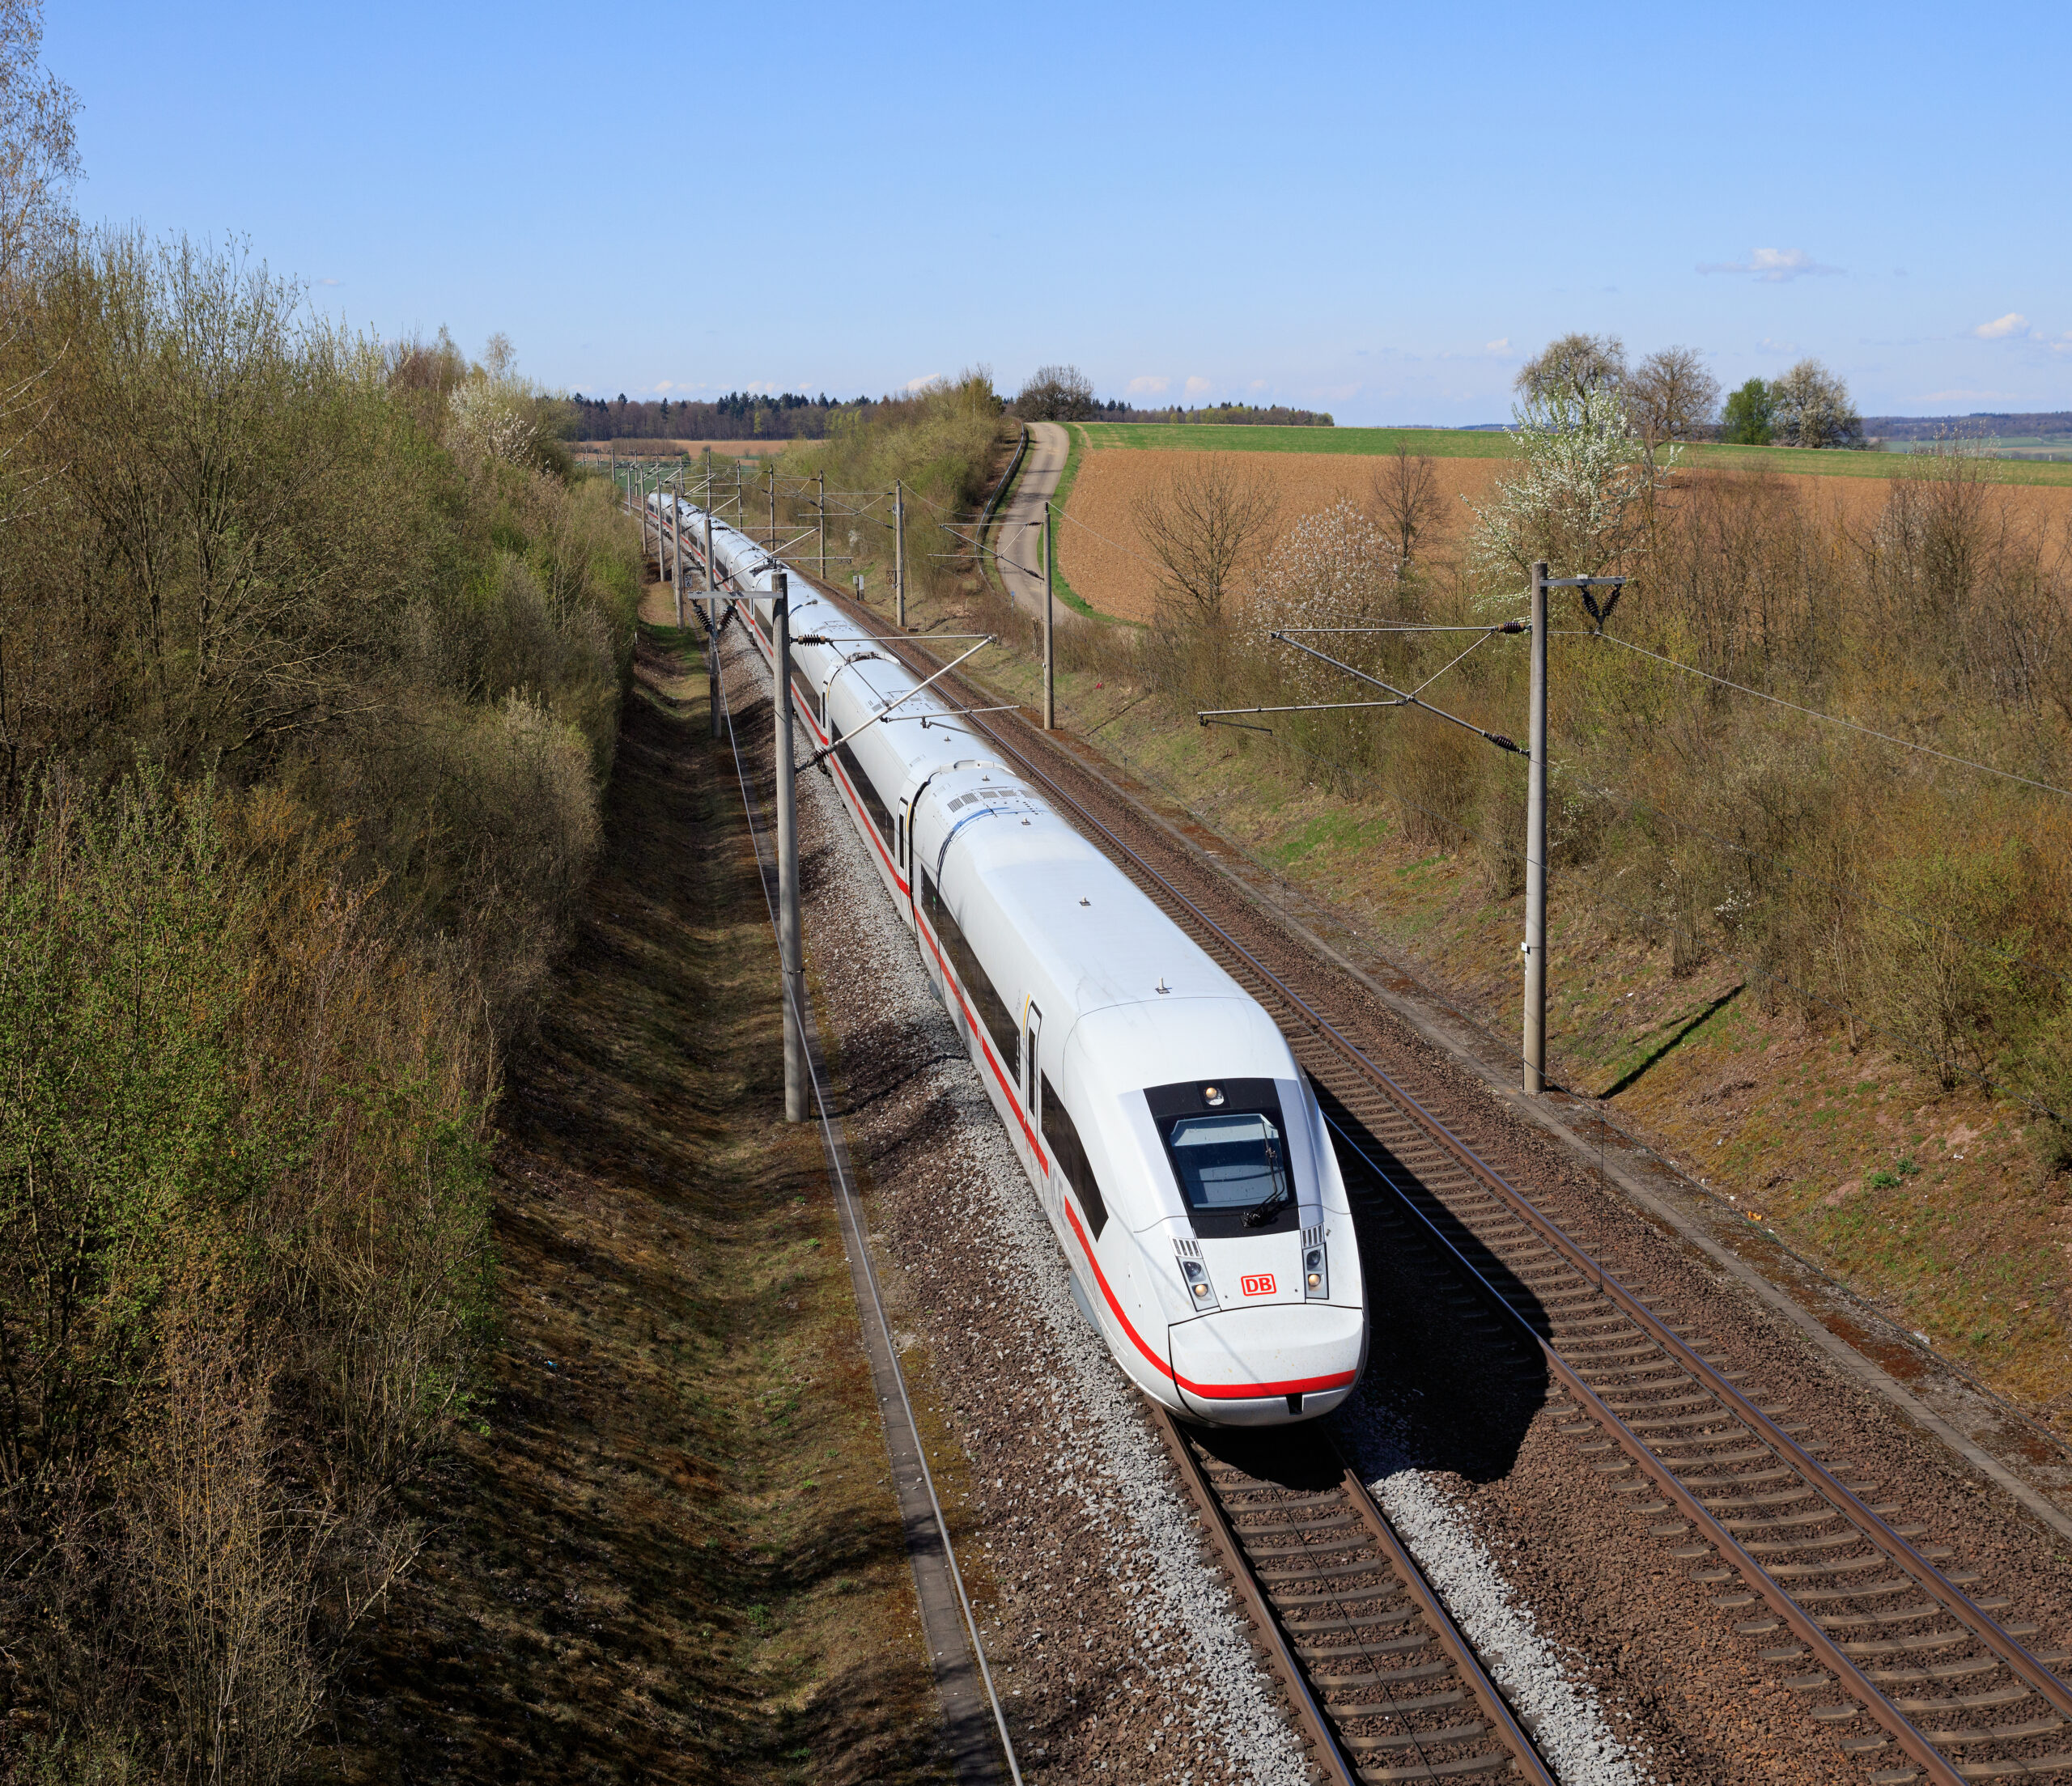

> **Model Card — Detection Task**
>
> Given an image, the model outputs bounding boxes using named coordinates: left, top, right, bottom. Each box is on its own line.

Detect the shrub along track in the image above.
left=792, top=575, right=2072, bottom=1786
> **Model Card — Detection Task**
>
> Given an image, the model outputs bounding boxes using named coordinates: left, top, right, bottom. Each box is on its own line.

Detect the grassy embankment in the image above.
left=904, top=434, right=2072, bottom=1436
left=327, top=599, right=951, bottom=1785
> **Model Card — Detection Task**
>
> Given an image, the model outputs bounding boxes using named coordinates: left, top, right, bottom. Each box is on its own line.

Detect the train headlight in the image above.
left=1303, top=1245, right=1328, bottom=1300
left=1180, top=1258, right=1217, bottom=1308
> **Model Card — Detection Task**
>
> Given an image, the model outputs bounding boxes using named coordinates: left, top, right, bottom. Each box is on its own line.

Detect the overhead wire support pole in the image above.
left=817, top=469, right=826, bottom=583
left=1523, top=561, right=1548, bottom=1095
left=1521, top=566, right=1624, bottom=1096
left=894, top=479, right=906, bottom=629
left=771, top=571, right=806, bottom=1122
left=706, top=507, right=720, bottom=740
left=1042, top=501, right=1055, bottom=730
left=671, top=468, right=684, bottom=628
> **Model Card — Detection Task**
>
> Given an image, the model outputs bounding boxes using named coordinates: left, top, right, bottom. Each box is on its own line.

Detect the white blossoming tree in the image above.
left=1244, top=499, right=1408, bottom=701
left=447, top=333, right=541, bottom=468
left=1463, top=384, right=1676, bottom=609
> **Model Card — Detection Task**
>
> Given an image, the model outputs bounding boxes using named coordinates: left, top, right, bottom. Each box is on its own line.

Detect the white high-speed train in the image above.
left=660, top=493, right=1366, bottom=1425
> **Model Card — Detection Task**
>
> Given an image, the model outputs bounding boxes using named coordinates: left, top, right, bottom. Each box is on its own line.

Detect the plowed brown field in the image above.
left=1059, top=447, right=2072, bottom=623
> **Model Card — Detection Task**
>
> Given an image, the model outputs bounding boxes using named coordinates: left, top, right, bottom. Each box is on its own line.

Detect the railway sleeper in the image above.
left=1260, top=1556, right=1398, bottom=1587
left=1896, top=1687, right=2038, bottom=1715
left=1654, top=1444, right=1778, bottom=1466
left=1285, top=1607, right=1420, bottom=1635
left=1926, top=1717, right=2066, bottom=1743
left=1817, top=1601, right=1950, bottom=1628
left=1331, top=1688, right=1471, bottom=1717
left=1297, top=1637, right=1430, bottom=1665
left=1250, top=1531, right=1378, bottom=1559
left=1358, top=1752, right=1514, bottom=1781
left=1768, top=1552, right=1892, bottom=1578
left=1240, top=1510, right=1362, bottom=1537
left=1278, top=1584, right=1412, bottom=1611
left=1953, top=1752, right=2072, bottom=1780
left=1344, top=1722, right=1489, bottom=1751
left=1844, top=1628, right=1981, bottom=1657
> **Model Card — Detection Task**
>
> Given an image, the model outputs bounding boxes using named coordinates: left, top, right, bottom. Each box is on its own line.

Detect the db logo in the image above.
left=1240, top=1273, right=1276, bottom=1297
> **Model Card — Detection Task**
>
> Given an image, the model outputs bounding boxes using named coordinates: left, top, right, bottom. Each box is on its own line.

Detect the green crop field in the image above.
left=1680, top=441, right=2072, bottom=486
left=1076, top=422, right=2072, bottom=488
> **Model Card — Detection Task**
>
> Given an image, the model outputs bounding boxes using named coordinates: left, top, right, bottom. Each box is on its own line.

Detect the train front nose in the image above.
left=1167, top=1303, right=1365, bottom=1426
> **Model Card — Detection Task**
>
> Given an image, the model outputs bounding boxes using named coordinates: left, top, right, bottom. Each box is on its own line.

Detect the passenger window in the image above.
left=1042, top=1073, right=1106, bottom=1239
left=830, top=721, right=894, bottom=846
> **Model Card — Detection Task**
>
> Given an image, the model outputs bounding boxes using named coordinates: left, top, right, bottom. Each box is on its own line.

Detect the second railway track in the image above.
left=783, top=571, right=2072, bottom=1786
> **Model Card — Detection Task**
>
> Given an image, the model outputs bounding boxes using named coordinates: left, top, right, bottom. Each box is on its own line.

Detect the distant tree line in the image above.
left=565, top=389, right=879, bottom=440
left=1011, top=363, right=1331, bottom=426
left=1864, top=410, right=2072, bottom=441
left=1106, top=401, right=1335, bottom=426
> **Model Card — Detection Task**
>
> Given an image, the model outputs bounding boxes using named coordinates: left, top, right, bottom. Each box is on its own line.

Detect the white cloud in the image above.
left=1484, top=337, right=1509, bottom=354
left=1183, top=375, right=1212, bottom=397
left=904, top=373, right=940, bottom=392
left=1696, top=247, right=1845, bottom=282
left=1248, top=379, right=1267, bottom=391
left=317, top=277, right=342, bottom=287
left=1127, top=374, right=1170, bottom=396
left=1923, top=388, right=2019, bottom=402
left=1973, top=312, right=2030, bottom=340
left=1757, top=337, right=1800, bottom=355
left=655, top=380, right=674, bottom=392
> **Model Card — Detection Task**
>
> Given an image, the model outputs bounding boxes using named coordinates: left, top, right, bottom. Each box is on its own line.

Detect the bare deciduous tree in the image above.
left=1370, top=446, right=1442, bottom=574
left=0, top=0, right=77, bottom=278
left=1014, top=363, right=1096, bottom=422
left=1132, top=453, right=1279, bottom=627
left=1628, top=346, right=1721, bottom=449
left=1514, top=332, right=1627, bottom=405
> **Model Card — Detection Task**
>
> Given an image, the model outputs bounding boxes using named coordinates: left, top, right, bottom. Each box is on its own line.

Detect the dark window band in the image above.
left=922, top=869, right=1018, bottom=1066
left=830, top=720, right=894, bottom=846
left=1042, top=1072, right=1107, bottom=1239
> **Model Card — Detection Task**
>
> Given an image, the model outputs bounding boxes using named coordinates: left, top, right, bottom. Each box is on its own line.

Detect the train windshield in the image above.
left=1162, top=1112, right=1289, bottom=1211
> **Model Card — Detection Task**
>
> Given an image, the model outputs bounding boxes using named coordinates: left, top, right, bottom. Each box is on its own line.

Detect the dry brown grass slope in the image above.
left=321, top=592, right=947, bottom=1786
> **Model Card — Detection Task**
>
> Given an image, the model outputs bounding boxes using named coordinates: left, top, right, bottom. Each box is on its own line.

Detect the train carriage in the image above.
left=664, top=492, right=1366, bottom=1425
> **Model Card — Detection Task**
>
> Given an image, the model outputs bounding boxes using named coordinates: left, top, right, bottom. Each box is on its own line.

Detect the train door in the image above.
left=1022, top=1002, right=1043, bottom=1139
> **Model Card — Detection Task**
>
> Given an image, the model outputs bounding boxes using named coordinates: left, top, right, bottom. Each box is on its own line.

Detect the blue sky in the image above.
left=46, top=1, right=2072, bottom=426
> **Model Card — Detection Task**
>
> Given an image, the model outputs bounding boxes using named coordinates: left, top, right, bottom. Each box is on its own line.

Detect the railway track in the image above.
left=771, top=573, right=2072, bottom=1786
left=1154, top=1410, right=1552, bottom=1784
